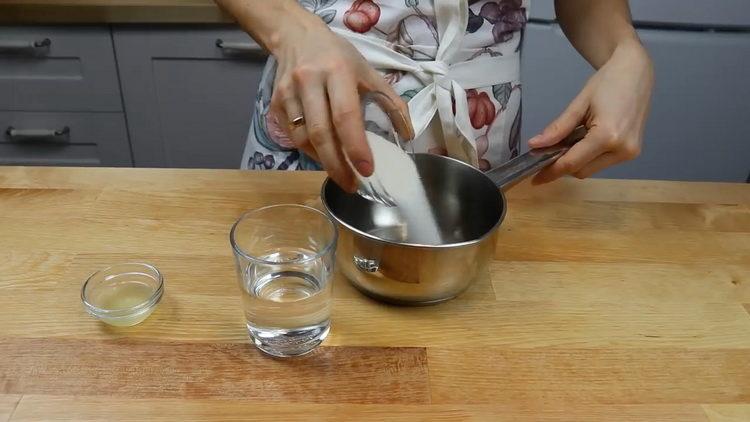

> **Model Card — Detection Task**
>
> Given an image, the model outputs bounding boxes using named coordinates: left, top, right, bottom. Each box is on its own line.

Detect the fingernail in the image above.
left=354, top=160, right=374, bottom=177
left=528, top=135, right=541, bottom=145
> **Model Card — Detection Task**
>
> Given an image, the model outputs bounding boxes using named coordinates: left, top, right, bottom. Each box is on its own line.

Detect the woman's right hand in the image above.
left=268, top=7, right=413, bottom=192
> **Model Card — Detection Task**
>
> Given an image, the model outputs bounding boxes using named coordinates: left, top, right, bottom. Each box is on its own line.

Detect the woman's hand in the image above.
left=528, top=39, right=654, bottom=184
left=269, top=9, right=413, bottom=192
left=215, top=0, right=412, bottom=191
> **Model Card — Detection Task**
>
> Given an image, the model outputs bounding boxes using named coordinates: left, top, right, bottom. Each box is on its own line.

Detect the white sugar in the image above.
left=365, top=131, right=443, bottom=245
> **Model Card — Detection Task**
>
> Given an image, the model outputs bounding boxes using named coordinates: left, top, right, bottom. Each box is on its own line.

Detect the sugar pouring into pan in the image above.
left=326, top=95, right=587, bottom=304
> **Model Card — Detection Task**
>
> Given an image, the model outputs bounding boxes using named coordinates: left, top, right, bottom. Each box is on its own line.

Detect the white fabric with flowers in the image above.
left=242, top=0, right=528, bottom=172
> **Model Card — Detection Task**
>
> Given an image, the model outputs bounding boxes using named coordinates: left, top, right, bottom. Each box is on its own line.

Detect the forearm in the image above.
left=554, top=0, right=640, bottom=69
left=214, top=0, right=321, bottom=53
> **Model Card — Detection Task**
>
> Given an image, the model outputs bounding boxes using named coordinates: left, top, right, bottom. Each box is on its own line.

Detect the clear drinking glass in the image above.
left=230, top=204, right=337, bottom=357
left=353, top=91, right=414, bottom=207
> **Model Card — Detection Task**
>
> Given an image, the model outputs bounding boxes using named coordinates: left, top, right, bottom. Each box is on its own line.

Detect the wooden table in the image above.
left=0, top=0, right=230, bottom=24
left=1, top=166, right=749, bottom=421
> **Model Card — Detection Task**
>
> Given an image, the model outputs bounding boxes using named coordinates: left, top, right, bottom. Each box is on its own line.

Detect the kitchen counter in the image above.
left=1, top=166, right=749, bottom=421
left=0, top=0, right=231, bottom=24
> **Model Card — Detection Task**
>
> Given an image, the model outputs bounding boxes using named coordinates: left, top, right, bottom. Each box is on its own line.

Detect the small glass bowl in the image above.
left=81, top=263, right=164, bottom=327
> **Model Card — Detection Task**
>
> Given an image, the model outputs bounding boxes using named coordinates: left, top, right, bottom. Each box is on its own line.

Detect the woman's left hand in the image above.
left=528, top=39, right=654, bottom=184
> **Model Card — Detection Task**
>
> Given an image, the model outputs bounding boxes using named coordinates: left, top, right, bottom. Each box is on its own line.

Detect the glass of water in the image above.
left=230, top=204, right=337, bottom=357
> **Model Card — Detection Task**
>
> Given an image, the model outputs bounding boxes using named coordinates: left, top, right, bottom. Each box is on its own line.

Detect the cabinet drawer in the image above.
left=0, top=112, right=132, bottom=166
left=0, top=26, right=122, bottom=112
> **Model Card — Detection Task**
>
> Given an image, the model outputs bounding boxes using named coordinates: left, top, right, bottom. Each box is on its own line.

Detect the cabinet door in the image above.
left=528, top=0, right=750, bottom=28
left=113, top=27, right=267, bottom=169
left=0, top=26, right=122, bottom=112
left=521, top=23, right=750, bottom=182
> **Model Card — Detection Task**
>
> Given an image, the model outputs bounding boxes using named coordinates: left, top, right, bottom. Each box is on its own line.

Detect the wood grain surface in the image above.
left=0, top=166, right=748, bottom=421
left=0, top=0, right=230, bottom=24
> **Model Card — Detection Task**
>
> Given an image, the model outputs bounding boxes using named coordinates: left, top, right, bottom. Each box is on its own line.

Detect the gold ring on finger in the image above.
left=289, top=115, right=305, bottom=130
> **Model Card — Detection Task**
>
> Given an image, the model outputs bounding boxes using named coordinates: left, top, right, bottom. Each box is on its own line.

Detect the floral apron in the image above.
left=242, top=0, right=528, bottom=172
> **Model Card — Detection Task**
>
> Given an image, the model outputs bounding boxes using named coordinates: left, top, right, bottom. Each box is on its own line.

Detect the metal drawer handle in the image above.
left=215, top=38, right=264, bottom=55
left=0, top=38, right=51, bottom=52
left=5, top=126, right=70, bottom=142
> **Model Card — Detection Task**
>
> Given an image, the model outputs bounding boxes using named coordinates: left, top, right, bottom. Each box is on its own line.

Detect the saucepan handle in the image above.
left=486, top=125, right=588, bottom=191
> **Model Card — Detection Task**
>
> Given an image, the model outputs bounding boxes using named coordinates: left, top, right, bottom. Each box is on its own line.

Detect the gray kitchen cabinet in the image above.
left=0, top=25, right=131, bottom=167
left=521, top=6, right=750, bottom=182
left=0, top=26, right=122, bottom=112
left=529, top=0, right=750, bottom=29
left=113, top=26, right=266, bottom=169
left=0, top=111, right=131, bottom=166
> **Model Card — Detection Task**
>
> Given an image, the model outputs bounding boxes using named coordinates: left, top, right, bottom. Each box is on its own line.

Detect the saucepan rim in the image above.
left=321, top=153, right=507, bottom=249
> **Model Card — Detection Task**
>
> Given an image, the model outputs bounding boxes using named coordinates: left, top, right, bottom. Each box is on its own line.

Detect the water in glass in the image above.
left=240, top=247, right=332, bottom=357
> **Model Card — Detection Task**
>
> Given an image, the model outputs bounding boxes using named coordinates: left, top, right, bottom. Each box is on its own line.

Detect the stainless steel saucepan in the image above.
left=322, top=127, right=587, bottom=305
